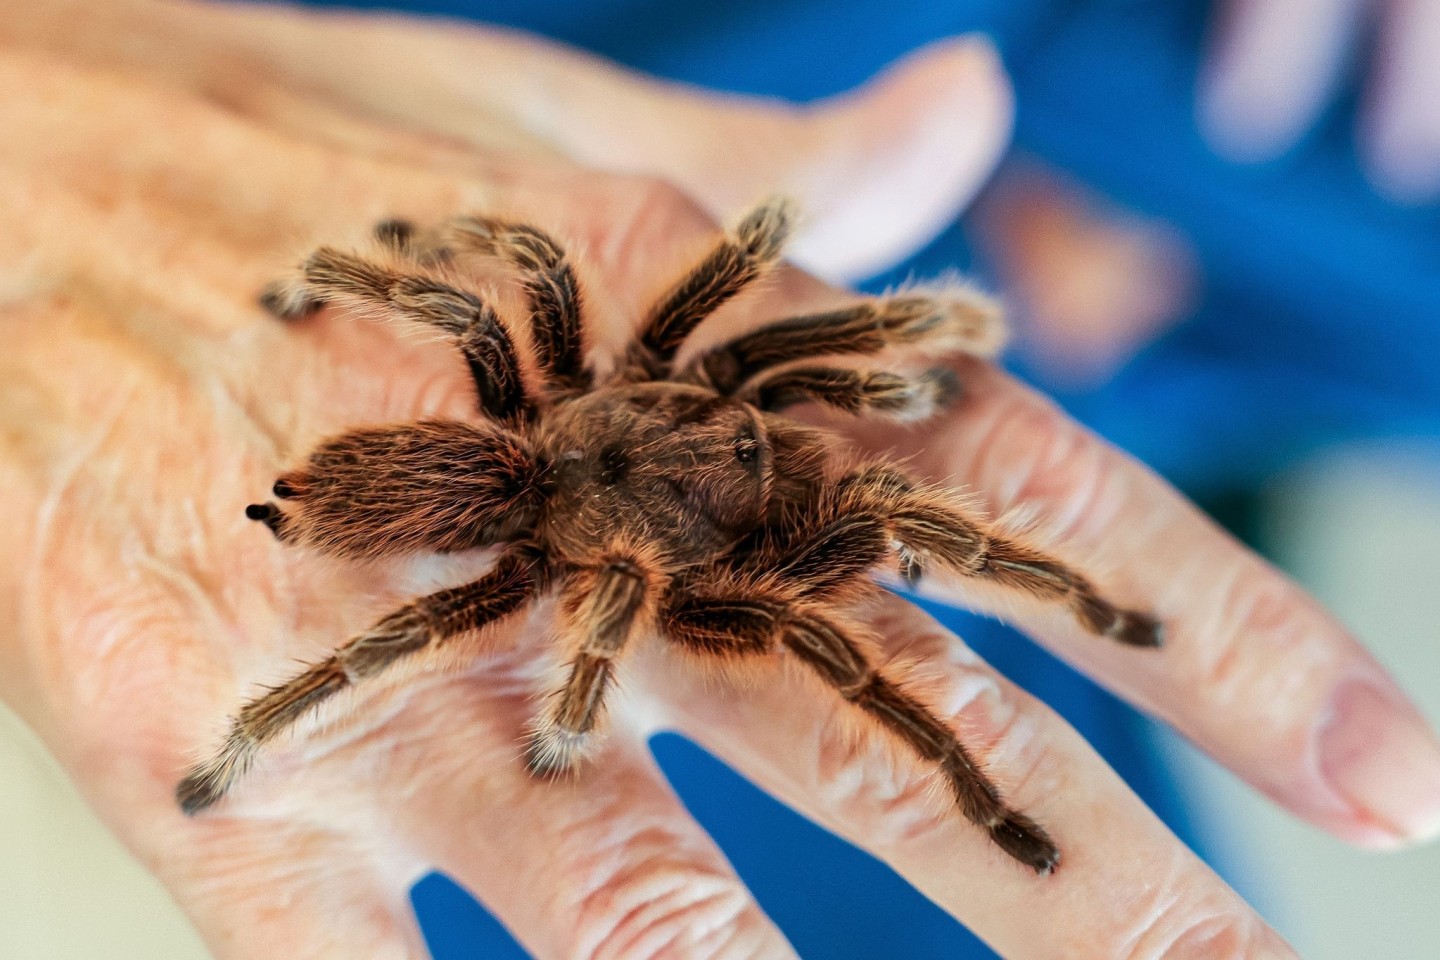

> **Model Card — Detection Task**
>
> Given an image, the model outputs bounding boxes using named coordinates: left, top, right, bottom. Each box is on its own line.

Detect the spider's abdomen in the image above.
left=536, top=382, right=772, bottom=566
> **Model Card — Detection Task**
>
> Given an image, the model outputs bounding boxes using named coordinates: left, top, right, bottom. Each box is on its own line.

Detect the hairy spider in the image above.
left=176, top=199, right=1161, bottom=874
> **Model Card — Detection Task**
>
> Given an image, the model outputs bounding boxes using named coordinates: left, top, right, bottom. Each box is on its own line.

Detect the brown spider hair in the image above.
left=177, top=199, right=1160, bottom=874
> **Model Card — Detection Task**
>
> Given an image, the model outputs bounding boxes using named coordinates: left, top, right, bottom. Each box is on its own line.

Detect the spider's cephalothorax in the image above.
left=178, top=201, right=1161, bottom=874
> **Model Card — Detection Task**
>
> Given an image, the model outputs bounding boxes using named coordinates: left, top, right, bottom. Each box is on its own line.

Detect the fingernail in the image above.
left=1318, top=681, right=1440, bottom=846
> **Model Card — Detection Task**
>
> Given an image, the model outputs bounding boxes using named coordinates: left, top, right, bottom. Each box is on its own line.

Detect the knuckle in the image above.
left=1113, top=886, right=1284, bottom=960
left=405, top=368, right=478, bottom=420
left=1188, top=561, right=1330, bottom=718
left=618, top=174, right=707, bottom=222
left=567, top=825, right=754, bottom=960
left=809, top=680, right=943, bottom=842
left=956, top=382, right=1123, bottom=546
left=960, top=678, right=1064, bottom=819
left=964, top=389, right=1125, bottom=547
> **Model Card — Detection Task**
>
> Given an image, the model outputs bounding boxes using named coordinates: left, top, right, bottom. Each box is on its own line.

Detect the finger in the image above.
left=0, top=0, right=550, bottom=176
left=0, top=52, right=461, bottom=305
left=521, top=188, right=1439, bottom=854
left=9, top=3, right=1011, bottom=278
left=1360, top=0, right=1440, bottom=201
left=658, top=597, right=1297, bottom=959
left=853, top=358, right=1440, bottom=848
left=966, top=160, right=1199, bottom=388
left=368, top=648, right=797, bottom=960
left=158, top=815, right=431, bottom=960
left=778, top=37, right=1013, bottom=282
left=172, top=5, right=1013, bottom=282
left=1198, top=0, right=1369, bottom=160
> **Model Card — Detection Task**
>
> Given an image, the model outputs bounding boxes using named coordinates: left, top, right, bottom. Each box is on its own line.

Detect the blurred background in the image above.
left=3, top=0, right=1438, bottom=956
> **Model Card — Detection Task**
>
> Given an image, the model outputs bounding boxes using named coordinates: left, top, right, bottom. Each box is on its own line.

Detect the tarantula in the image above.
left=175, top=199, right=1161, bottom=874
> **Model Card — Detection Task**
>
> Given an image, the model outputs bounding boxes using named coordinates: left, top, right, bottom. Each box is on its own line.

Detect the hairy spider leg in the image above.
left=257, top=217, right=451, bottom=320
left=847, top=467, right=1164, bottom=647
left=630, top=198, right=794, bottom=376
left=664, top=592, right=1060, bottom=873
left=176, top=546, right=543, bottom=814
left=687, top=289, right=1004, bottom=395
left=297, top=247, right=536, bottom=424
left=526, top=557, right=658, bottom=776
left=742, top=365, right=959, bottom=422
left=437, top=217, right=589, bottom=393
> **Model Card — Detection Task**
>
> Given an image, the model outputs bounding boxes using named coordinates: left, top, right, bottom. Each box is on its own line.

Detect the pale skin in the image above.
left=2, top=2, right=1438, bottom=958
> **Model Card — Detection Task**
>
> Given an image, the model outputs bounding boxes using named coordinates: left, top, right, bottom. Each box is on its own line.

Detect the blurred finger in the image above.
left=1198, top=0, right=1369, bottom=160
left=659, top=597, right=1297, bottom=958
left=1360, top=0, right=1440, bottom=200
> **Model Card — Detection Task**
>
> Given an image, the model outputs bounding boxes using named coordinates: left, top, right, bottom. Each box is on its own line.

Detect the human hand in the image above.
left=1198, top=0, right=1440, bottom=201
left=4, top=0, right=1010, bottom=283
left=3, top=3, right=1438, bottom=959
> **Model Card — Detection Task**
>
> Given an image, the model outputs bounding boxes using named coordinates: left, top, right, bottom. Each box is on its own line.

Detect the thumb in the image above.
left=536, top=36, right=1016, bottom=282
left=231, top=9, right=1014, bottom=281
left=9, top=2, right=1012, bottom=281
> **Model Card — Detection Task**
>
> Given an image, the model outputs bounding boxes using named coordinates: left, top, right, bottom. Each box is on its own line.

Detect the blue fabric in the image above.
left=289, top=0, right=1440, bottom=955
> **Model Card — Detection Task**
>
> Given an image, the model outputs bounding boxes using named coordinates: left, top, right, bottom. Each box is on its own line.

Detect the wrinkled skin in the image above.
left=2, top=2, right=1437, bottom=958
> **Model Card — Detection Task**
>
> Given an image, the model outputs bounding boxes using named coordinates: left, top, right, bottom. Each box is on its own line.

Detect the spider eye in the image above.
left=598, top=445, right=629, bottom=484
left=734, top=438, right=759, bottom=464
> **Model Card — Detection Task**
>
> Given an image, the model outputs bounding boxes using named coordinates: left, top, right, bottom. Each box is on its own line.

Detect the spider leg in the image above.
left=248, top=420, right=545, bottom=560
left=847, top=466, right=1163, bottom=647
left=741, top=365, right=959, bottom=422
left=664, top=591, right=1059, bottom=873
left=631, top=198, right=794, bottom=375
left=295, top=247, right=535, bottom=423
left=526, top=557, right=657, bottom=776
left=687, top=289, right=1003, bottom=395
left=258, top=275, right=327, bottom=320
left=258, top=220, right=426, bottom=320
left=372, top=217, right=417, bottom=252
left=438, top=217, right=589, bottom=392
left=176, top=545, right=543, bottom=814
